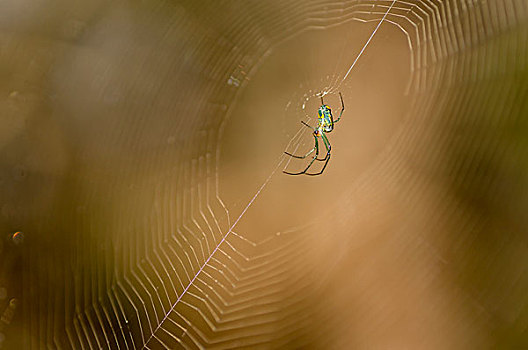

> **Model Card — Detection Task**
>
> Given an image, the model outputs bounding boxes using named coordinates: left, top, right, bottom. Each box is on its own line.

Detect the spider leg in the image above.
left=315, top=133, right=329, bottom=161
left=306, top=132, right=331, bottom=176
left=315, top=132, right=331, bottom=162
left=283, top=134, right=319, bottom=175
left=300, top=120, right=312, bottom=129
left=333, top=92, right=345, bottom=123
left=285, top=147, right=315, bottom=159
left=284, top=121, right=324, bottom=160
left=306, top=154, right=331, bottom=176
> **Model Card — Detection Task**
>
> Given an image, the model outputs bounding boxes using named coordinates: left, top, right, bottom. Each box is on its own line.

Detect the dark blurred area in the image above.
left=1, top=0, right=528, bottom=349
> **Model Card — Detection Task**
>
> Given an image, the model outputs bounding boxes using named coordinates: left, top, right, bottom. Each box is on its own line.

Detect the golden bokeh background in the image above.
left=1, top=0, right=527, bottom=349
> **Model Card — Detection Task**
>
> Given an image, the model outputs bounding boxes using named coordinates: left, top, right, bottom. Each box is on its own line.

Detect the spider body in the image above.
left=317, top=104, right=335, bottom=133
left=283, top=92, right=344, bottom=176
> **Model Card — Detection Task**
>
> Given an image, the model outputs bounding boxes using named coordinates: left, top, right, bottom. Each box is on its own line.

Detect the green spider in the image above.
left=283, top=92, right=344, bottom=176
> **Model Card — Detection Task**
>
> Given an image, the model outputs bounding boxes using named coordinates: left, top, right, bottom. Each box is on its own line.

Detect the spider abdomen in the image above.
left=318, top=105, right=334, bottom=133
left=323, top=123, right=334, bottom=132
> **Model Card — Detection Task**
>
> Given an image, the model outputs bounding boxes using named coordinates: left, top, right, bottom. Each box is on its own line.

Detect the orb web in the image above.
left=7, top=0, right=527, bottom=349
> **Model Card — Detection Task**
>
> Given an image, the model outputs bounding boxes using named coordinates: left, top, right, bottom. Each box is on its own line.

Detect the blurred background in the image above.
left=1, top=0, right=528, bottom=348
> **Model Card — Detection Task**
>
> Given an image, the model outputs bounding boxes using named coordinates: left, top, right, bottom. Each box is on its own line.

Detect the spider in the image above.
left=283, top=92, right=344, bottom=176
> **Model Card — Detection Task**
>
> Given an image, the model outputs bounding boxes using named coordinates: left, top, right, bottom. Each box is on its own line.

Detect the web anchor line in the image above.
left=142, top=156, right=287, bottom=348
left=142, top=3, right=397, bottom=346
left=339, top=0, right=397, bottom=86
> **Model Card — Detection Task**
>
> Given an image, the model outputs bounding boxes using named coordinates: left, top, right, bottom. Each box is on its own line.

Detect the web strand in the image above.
left=339, top=0, right=397, bottom=86
left=144, top=3, right=398, bottom=346
left=143, top=155, right=287, bottom=348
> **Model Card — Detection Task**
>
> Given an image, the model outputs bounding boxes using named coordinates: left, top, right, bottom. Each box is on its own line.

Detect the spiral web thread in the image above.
left=20, top=1, right=528, bottom=349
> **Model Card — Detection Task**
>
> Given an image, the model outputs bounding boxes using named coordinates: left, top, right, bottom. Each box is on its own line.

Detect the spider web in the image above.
left=2, top=0, right=528, bottom=349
